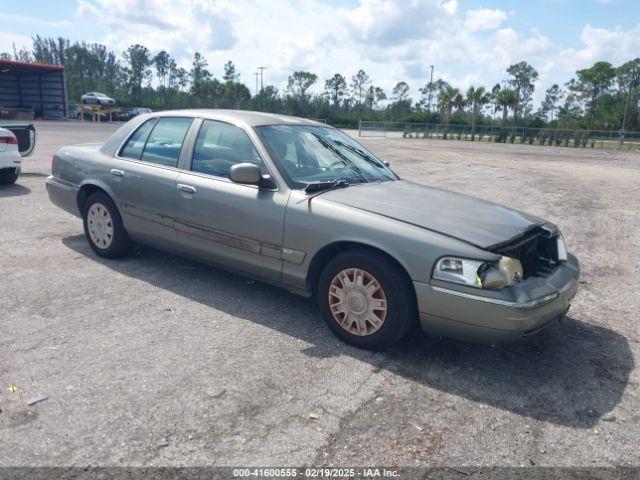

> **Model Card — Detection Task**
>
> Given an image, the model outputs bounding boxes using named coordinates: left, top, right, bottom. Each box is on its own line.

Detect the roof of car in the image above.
left=149, top=109, right=327, bottom=127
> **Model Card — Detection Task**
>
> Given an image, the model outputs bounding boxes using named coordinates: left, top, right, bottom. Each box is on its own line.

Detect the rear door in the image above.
left=173, top=119, right=288, bottom=282
left=108, top=116, right=193, bottom=249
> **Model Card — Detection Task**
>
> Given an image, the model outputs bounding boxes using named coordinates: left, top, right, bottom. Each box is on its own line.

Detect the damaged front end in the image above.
left=433, top=224, right=568, bottom=292
left=489, top=224, right=566, bottom=280
left=478, top=224, right=568, bottom=290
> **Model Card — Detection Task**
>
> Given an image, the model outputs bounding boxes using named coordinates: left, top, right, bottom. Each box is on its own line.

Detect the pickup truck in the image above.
left=0, top=123, right=36, bottom=185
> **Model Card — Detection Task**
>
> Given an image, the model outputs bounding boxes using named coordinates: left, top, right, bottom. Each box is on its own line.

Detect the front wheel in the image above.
left=0, top=167, right=20, bottom=185
left=317, top=249, right=417, bottom=350
left=82, top=192, right=132, bottom=258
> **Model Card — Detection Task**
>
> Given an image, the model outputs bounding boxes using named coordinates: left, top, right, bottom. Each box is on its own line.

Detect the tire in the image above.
left=317, top=249, right=417, bottom=350
left=0, top=167, right=19, bottom=185
left=81, top=99, right=88, bottom=104
left=82, top=192, right=132, bottom=258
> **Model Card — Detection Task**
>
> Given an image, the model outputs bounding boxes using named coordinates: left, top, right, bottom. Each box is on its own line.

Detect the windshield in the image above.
left=256, top=125, right=396, bottom=189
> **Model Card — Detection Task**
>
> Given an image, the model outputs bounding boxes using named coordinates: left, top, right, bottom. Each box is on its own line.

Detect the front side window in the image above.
left=256, top=125, right=396, bottom=188
left=191, top=119, right=264, bottom=178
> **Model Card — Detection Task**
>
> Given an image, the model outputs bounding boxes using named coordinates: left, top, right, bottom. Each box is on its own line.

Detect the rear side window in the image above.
left=191, top=119, right=263, bottom=178
left=120, top=119, right=156, bottom=160
left=120, top=117, right=192, bottom=167
left=141, top=117, right=193, bottom=167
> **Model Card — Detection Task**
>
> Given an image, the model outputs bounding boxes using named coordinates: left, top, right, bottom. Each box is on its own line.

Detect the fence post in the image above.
left=358, top=119, right=362, bottom=137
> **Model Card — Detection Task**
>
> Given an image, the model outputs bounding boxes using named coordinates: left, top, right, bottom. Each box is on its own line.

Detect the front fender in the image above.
left=281, top=190, right=497, bottom=292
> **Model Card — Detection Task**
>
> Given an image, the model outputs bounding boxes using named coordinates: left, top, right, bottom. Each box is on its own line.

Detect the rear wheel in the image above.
left=0, top=167, right=20, bottom=185
left=82, top=192, right=131, bottom=258
left=317, top=249, right=416, bottom=350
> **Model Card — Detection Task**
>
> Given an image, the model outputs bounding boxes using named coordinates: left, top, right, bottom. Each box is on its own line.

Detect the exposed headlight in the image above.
left=557, top=234, right=568, bottom=261
left=482, top=257, right=523, bottom=289
left=433, top=256, right=523, bottom=290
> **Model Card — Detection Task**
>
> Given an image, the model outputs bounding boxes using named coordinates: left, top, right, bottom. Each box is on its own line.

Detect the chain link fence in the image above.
left=358, top=120, right=640, bottom=150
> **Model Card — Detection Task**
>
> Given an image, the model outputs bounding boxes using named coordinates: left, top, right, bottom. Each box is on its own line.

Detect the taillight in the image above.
left=0, top=134, right=18, bottom=144
left=52, top=155, right=57, bottom=173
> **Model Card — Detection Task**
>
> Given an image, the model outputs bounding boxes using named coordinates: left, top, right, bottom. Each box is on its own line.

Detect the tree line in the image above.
left=3, top=36, right=639, bottom=131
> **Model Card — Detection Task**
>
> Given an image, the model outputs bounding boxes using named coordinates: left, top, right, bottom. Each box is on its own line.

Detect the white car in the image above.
left=0, top=128, right=22, bottom=185
left=80, top=92, right=116, bottom=106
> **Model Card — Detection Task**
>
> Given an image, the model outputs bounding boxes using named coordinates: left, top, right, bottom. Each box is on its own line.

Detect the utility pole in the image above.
left=257, top=66, right=267, bottom=92
left=621, top=79, right=636, bottom=132
left=253, top=72, right=260, bottom=96
left=427, top=64, right=434, bottom=112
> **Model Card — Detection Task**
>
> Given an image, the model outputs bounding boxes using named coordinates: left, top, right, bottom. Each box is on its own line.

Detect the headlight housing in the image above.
left=433, top=256, right=523, bottom=290
left=433, top=257, right=485, bottom=287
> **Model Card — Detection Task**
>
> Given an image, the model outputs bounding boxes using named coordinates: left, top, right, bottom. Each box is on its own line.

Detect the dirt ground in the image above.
left=1, top=121, right=638, bottom=468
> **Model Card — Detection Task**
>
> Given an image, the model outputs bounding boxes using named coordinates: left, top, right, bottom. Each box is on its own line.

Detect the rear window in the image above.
left=120, top=119, right=156, bottom=160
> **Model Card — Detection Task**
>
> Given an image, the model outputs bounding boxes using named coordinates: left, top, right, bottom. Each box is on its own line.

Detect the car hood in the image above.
left=320, top=180, right=546, bottom=249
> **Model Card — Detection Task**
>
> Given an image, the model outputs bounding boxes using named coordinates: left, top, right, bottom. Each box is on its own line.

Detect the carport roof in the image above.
left=0, top=60, right=64, bottom=75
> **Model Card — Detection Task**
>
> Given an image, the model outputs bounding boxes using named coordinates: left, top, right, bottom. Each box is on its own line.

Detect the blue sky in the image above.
left=1, top=0, right=639, bottom=105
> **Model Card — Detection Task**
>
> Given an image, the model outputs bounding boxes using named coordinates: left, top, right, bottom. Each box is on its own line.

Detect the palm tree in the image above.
left=453, top=91, right=465, bottom=114
left=496, top=88, right=517, bottom=125
left=435, top=86, right=461, bottom=139
left=438, top=86, right=460, bottom=123
left=466, top=86, right=490, bottom=139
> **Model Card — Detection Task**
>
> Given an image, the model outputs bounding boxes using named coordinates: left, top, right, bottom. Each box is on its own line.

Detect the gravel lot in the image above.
left=1, top=121, right=639, bottom=467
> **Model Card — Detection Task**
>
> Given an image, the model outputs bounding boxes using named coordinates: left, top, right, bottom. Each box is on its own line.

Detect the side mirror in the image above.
left=383, top=161, right=390, bottom=167
left=230, top=163, right=262, bottom=185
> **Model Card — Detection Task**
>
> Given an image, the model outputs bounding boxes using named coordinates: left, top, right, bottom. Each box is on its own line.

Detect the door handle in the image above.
left=177, top=183, right=196, bottom=194
left=110, top=169, right=124, bottom=177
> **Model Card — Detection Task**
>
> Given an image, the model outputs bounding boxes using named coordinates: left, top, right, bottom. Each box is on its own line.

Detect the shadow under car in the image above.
left=62, top=234, right=634, bottom=429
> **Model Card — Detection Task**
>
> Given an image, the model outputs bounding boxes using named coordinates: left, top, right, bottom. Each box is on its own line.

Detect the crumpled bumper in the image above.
left=415, top=254, right=580, bottom=343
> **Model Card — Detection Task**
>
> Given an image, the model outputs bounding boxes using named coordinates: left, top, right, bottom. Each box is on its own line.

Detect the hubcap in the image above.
left=87, top=202, right=114, bottom=249
left=328, top=268, right=388, bottom=336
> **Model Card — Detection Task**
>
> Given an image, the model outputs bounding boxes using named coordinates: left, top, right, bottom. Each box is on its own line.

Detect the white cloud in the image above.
left=464, top=8, right=508, bottom=32
left=0, top=32, right=32, bottom=55
left=75, top=0, right=238, bottom=53
left=342, top=0, right=456, bottom=47
left=564, top=24, right=640, bottom=69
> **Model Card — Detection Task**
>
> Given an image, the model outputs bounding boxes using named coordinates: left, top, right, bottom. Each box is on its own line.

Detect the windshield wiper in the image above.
left=298, top=179, right=350, bottom=203
left=310, top=132, right=369, bottom=183
left=333, top=140, right=395, bottom=180
left=304, top=178, right=350, bottom=192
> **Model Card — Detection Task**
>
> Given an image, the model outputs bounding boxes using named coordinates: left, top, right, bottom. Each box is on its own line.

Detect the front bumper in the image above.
left=46, top=175, right=81, bottom=218
left=415, top=254, right=580, bottom=343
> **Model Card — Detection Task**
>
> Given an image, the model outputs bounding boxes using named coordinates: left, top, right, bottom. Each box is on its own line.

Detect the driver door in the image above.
left=173, top=119, right=288, bottom=283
